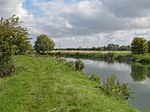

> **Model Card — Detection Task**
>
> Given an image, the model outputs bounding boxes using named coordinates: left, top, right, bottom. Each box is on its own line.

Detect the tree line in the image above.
left=54, top=37, right=150, bottom=55
left=55, top=44, right=131, bottom=51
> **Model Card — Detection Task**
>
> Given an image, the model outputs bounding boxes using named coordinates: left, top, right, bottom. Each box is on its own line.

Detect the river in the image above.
left=65, top=58, right=150, bottom=111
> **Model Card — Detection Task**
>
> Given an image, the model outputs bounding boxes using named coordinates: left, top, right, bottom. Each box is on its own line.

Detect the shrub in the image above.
left=75, top=60, right=84, bottom=71
left=66, top=61, right=75, bottom=70
left=34, top=34, right=55, bottom=54
left=90, top=73, right=101, bottom=83
left=0, top=15, right=29, bottom=77
left=0, top=62, right=15, bottom=78
left=103, top=75, right=132, bottom=100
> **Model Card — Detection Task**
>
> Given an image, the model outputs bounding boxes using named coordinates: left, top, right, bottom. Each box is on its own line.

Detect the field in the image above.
left=0, top=55, right=138, bottom=112
left=52, top=50, right=131, bottom=54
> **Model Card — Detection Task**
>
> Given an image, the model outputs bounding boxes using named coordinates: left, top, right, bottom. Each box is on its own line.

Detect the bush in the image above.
left=66, top=61, right=75, bottom=70
left=103, top=75, right=132, bottom=100
left=0, top=63, right=15, bottom=78
left=90, top=73, right=101, bottom=83
left=75, top=60, right=84, bottom=71
left=0, top=15, right=29, bottom=77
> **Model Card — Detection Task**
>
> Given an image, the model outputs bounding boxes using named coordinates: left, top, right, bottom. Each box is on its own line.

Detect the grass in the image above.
left=0, top=55, right=138, bottom=112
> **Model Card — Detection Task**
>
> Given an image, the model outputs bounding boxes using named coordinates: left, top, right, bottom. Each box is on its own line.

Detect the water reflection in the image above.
left=131, top=63, right=148, bottom=82
left=130, top=63, right=150, bottom=82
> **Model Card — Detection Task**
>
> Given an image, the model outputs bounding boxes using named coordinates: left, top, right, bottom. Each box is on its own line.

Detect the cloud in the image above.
left=101, top=0, right=150, bottom=18
left=0, top=0, right=150, bottom=48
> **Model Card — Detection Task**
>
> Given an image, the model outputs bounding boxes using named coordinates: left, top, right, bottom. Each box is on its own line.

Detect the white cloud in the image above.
left=0, top=0, right=150, bottom=48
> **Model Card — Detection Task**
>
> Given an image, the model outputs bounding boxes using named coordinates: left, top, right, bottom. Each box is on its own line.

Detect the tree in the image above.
left=0, top=15, right=29, bottom=77
left=147, top=40, right=150, bottom=53
left=131, top=37, right=148, bottom=54
left=106, top=44, right=119, bottom=51
left=34, top=34, right=55, bottom=54
left=119, top=45, right=131, bottom=51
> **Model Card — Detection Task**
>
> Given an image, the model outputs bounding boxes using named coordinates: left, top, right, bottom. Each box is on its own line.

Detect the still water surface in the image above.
left=66, top=58, right=150, bottom=111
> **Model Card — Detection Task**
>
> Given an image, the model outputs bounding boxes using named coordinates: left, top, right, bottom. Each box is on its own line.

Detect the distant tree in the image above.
left=107, top=44, right=119, bottom=51
left=131, top=37, right=148, bottom=54
left=34, top=34, right=55, bottom=54
left=0, top=15, right=29, bottom=77
left=119, top=45, right=131, bottom=51
left=147, top=40, right=150, bottom=53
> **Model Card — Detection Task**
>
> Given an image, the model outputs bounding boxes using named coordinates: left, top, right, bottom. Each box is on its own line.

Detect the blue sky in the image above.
left=0, top=0, right=150, bottom=48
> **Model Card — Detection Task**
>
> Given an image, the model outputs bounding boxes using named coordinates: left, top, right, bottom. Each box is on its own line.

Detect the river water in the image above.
left=65, top=58, right=150, bottom=111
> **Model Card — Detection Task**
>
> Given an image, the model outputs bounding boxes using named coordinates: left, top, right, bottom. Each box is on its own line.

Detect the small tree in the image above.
left=131, top=37, right=148, bottom=54
left=103, top=75, right=132, bottom=100
left=0, top=15, right=28, bottom=77
left=34, top=34, right=55, bottom=54
left=75, top=60, right=84, bottom=71
left=107, top=44, right=119, bottom=51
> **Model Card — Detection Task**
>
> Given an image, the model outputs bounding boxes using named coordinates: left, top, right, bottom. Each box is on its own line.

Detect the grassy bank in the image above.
left=0, top=55, right=138, bottom=112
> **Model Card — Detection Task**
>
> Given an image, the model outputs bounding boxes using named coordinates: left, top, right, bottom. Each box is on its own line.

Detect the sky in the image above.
left=0, top=0, right=150, bottom=48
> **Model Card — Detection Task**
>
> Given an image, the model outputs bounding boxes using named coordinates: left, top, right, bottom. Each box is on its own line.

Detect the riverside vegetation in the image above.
left=49, top=50, right=150, bottom=63
left=68, top=60, right=133, bottom=101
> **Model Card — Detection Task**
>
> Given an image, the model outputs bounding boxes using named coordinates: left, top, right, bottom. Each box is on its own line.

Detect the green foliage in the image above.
left=147, top=40, right=150, bottom=53
left=13, top=36, right=32, bottom=55
left=131, top=37, right=148, bottom=54
left=0, top=41, right=13, bottom=77
left=0, top=15, right=31, bottom=55
left=0, top=15, right=29, bottom=76
left=34, top=34, right=55, bottom=54
left=119, top=45, right=131, bottom=51
left=75, top=59, right=84, bottom=71
left=90, top=73, right=101, bottom=83
left=107, top=44, right=119, bottom=51
left=65, top=61, right=76, bottom=70
left=103, top=75, right=132, bottom=101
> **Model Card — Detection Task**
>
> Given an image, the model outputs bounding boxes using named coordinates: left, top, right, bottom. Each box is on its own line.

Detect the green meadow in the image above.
left=0, top=55, right=138, bottom=112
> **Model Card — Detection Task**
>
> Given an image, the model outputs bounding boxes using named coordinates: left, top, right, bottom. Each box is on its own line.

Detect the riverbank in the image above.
left=0, top=55, right=138, bottom=112
left=49, top=50, right=150, bottom=63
